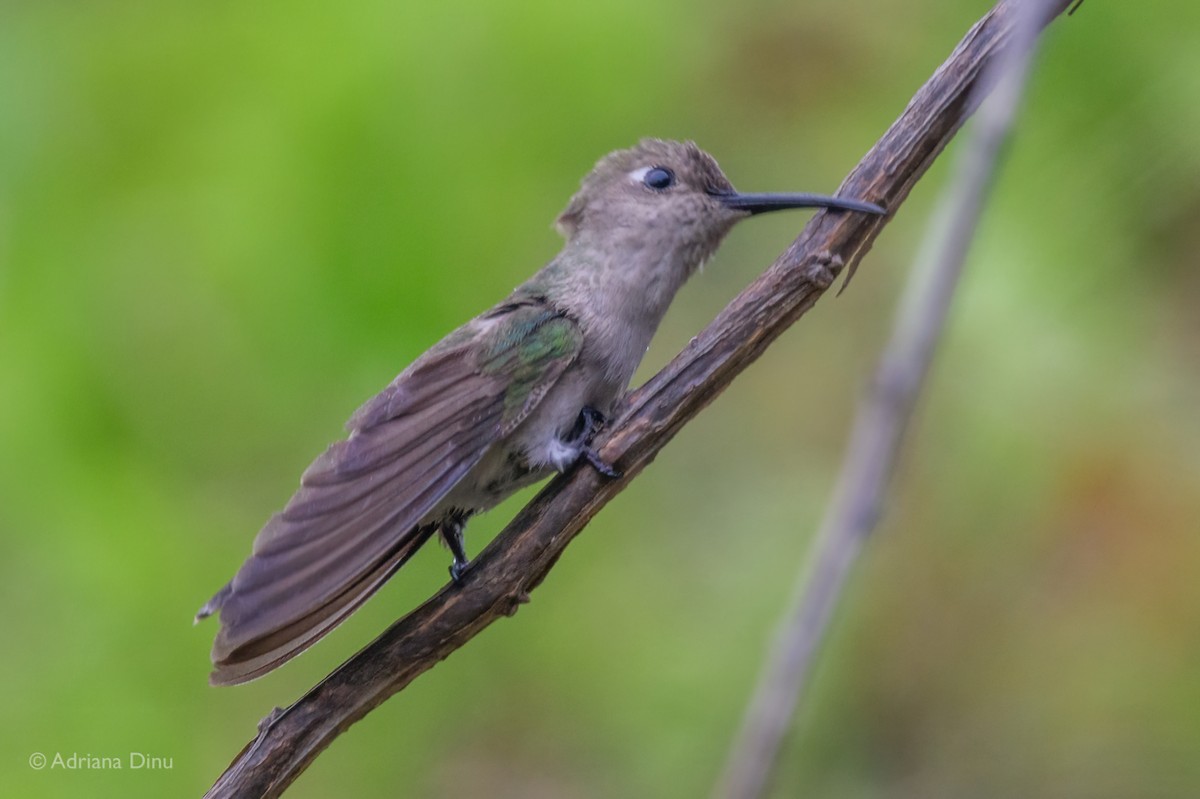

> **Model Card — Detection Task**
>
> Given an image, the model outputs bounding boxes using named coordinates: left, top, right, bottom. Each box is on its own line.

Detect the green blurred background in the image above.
left=2, top=1, right=1198, bottom=796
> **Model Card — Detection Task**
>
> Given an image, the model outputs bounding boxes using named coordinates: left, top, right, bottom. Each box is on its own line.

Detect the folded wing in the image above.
left=200, top=301, right=581, bottom=685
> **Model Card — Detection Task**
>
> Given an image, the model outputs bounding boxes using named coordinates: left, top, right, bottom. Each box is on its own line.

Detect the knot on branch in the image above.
left=500, top=590, right=532, bottom=617
left=804, top=252, right=844, bottom=290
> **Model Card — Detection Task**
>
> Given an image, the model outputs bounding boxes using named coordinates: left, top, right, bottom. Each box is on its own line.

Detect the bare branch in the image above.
left=206, top=2, right=1076, bottom=796
left=714, top=2, right=1070, bottom=798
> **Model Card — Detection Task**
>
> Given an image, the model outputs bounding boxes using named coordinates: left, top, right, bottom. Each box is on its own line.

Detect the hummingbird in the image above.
left=196, top=138, right=885, bottom=685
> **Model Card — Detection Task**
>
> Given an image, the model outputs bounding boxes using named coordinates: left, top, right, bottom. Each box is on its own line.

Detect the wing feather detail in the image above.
left=203, top=302, right=581, bottom=685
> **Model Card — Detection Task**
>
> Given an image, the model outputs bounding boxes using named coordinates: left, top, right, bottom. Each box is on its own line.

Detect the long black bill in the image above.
left=713, top=190, right=886, bottom=216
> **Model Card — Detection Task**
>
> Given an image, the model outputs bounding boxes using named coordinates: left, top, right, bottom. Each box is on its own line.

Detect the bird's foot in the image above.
left=441, top=514, right=471, bottom=585
left=573, top=406, right=621, bottom=478
left=566, top=405, right=606, bottom=446
left=583, top=446, right=622, bottom=479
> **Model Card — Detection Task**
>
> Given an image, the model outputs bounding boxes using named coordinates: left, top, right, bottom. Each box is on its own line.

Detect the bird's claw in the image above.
left=584, top=447, right=622, bottom=479
left=573, top=406, right=621, bottom=478
left=442, top=513, right=470, bottom=585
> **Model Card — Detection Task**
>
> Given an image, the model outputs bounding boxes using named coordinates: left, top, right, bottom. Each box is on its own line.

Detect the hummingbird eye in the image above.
left=643, top=167, right=675, bottom=191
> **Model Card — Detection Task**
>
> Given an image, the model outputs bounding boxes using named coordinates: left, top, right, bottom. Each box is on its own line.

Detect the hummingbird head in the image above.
left=555, top=139, right=884, bottom=276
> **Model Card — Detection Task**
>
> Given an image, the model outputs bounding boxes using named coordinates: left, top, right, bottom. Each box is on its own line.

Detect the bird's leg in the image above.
left=571, top=406, right=622, bottom=479
left=441, top=512, right=471, bottom=584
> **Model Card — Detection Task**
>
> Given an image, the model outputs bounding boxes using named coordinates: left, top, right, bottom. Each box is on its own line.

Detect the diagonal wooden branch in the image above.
left=205, top=2, right=1075, bottom=796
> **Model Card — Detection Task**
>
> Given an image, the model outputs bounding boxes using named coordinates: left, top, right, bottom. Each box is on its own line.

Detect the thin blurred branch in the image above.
left=715, top=1, right=1069, bottom=798
left=205, top=1, right=1074, bottom=796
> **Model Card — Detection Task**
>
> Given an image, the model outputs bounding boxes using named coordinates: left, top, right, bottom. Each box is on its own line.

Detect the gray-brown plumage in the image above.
left=196, top=139, right=884, bottom=685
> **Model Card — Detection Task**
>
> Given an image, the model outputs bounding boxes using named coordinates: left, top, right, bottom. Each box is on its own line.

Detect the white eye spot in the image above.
left=627, top=167, right=651, bottom=185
